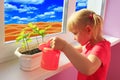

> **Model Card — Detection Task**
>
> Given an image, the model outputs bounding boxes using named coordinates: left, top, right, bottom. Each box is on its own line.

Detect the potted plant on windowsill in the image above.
left=14, top=22, right=51, bottom=71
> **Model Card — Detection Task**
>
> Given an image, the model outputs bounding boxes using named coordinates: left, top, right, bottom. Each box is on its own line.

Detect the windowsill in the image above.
left=0, top=35, right=120, bottom=80
left=103, top=35, right=120, bottom=46
left=0, top=53, right=72, bottom=80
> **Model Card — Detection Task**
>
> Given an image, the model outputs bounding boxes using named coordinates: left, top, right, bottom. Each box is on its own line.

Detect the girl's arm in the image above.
left=74, top=45, right=83, bottom=53
left=50, top=37, right=101, bottom=75
left=62, top=43, right=101, bottom=76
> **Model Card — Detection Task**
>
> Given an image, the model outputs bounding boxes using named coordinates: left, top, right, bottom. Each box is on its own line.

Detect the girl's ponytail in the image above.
left=92, top=14, right=103, bottom=40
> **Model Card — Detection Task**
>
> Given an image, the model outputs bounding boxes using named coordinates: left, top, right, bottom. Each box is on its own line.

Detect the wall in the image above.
left=46, top=66, right=77, bottom=80
left=104, top=0, right=120, bottom=79
left=103, top=0, right=120, bottom=38
left=107, top=42, right=120, bottom=80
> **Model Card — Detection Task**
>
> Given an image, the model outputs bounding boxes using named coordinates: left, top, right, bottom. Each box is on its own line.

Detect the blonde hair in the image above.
left=67, top=9, right=103, bottom=41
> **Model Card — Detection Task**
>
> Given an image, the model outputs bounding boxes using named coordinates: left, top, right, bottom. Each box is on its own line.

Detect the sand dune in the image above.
left=5, top=22, right=62, bottom=41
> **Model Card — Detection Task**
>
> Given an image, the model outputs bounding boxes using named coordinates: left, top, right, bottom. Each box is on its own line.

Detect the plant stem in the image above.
left=23, top=38, right=27, bottom=51
left=26, top=40, right=30, bottom=54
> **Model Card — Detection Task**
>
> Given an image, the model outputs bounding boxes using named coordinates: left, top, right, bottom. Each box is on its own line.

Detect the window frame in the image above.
left=87, top=0, right=107, bottom=19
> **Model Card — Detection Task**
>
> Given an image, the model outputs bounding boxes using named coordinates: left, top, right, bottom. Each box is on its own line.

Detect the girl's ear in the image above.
left=85, top=25, right=92, bottom=33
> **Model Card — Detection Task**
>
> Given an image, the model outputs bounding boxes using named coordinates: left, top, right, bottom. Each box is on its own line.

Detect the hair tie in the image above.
left=89, top=13, right=93, bottom=20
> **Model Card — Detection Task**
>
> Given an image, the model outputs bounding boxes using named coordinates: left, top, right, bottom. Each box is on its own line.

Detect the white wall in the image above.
left=103, top=0, right=120, bottom=38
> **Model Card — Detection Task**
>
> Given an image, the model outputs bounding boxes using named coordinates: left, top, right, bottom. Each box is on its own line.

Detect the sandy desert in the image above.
left=5, top=22, right=62, bottom=42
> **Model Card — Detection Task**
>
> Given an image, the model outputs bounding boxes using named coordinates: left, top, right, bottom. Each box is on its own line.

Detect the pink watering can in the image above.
left=39, top=41, right=60, bottom=70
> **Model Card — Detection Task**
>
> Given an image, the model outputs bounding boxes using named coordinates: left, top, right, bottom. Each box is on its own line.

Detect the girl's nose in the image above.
left=74, top=36, right=76, bottom=40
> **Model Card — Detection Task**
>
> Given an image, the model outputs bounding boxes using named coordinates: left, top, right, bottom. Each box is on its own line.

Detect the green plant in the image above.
left=16, top=28, right=32, bottom=54
left=28, top=22, right=51, bottom=43
left=16, top=22, right=51, bottom=54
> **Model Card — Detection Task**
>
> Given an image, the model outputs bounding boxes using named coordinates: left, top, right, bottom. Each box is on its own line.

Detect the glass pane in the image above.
left=4, top=0, right=65, bottom=42
left=76, top=0, right=88, bottom=11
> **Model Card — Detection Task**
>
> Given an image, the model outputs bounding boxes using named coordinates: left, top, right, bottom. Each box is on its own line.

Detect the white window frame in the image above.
left=0, top=0, right=107, bottom=63
left=87, top=0, right=106, bottom=19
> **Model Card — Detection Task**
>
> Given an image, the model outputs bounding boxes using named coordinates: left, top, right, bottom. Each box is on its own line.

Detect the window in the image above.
left=76, top=0, right=106, bottom=18
left=0, top=0, right=107, bottom=62
left=76, top=0, right=88, bottom=11
left=87, top=0, right=106, bottom=18
left=4, top=0, right=67, bottom=42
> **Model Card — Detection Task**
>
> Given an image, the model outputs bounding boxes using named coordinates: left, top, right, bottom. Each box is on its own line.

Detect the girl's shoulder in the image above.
left=95, top=39, right=111, bottom=47
left=85, top=39, right=110, bottom=50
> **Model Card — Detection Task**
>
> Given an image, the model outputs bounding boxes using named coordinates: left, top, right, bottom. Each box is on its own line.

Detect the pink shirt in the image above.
left=77, top=39, right=111, bottom=80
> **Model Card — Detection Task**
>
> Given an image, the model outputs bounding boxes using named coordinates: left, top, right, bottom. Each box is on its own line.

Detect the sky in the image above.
left=4, top=0, right=87, bottom=24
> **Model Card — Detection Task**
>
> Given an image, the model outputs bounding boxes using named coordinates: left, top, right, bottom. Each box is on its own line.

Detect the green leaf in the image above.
left=40, top=30, right=45, bottom=34
left=45, top=25, right=51, bottom=30
left=16, top=36, right=22, bottom=42
left=26, top=38, right=32, bottom=42
left=33, top=25, right=36, bottom=28
left=22, top=42, right=26, bottom=48
left=28, top=22, right=33, bottom=27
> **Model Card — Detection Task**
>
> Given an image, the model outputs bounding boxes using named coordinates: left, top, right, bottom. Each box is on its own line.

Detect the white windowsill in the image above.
left=0, top=35, right=120, bottom=80
left=103, top=35, right=120, bottom=46
left=0, top=53, right=72, bottom=80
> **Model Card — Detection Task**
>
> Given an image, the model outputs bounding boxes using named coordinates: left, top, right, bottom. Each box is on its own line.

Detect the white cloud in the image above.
left=26, top=11, right=34, bottom=14
left=53, top=6, right=63, bottom=12
left=4, top=3, right=38, bottom=13
left=77, top=2, right=87, bottom=7
left=47, top=5, right=63, bottom=12
left=12, top=16, right=28, bottom=21
left=47, top=5, right=56, bottom=10
left=12, top=16, right=20, bottom=19
left=5, top=0, right=45, bottom=5
left=4, top=3, right=17, bottom=11
left=50, top=15, right=55, bottom=18
left=44, top=12, right=55, bottom=16
left=10, top=16, right=33, bottom=23
left=36, top=11, right=55, bottom=18
left=18, top=5, right=38, bottom=13
left=76, top=0, right=87, bottom=7
left=19, top=18, right=28, bottom=21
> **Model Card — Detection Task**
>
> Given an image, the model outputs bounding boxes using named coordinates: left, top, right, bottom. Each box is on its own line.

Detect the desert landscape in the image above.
left=5, top=22, right=62, bottom=42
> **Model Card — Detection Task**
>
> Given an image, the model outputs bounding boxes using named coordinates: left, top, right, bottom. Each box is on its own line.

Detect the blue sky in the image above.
left=4, top=0, right=87, bottom=24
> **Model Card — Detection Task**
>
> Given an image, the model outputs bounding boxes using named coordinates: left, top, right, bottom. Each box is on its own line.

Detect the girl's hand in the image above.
left=50, top=37, right=67, bottom=51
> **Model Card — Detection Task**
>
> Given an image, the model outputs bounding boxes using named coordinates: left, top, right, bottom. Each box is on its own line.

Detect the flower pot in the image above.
left=15, top=44, right=42, bottom=71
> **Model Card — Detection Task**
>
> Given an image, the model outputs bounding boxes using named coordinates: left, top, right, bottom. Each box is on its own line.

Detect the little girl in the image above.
left=48, top=9, right=111, bottom=80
